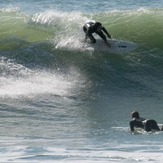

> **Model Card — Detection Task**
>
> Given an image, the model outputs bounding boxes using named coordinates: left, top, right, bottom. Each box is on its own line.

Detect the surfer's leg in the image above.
left=89, top=34, right=96, bottom=44
left=96, top=31, right=111, bottom=47
left=144, top=120, right=160, bottom=131
left=144, top=120, right=152, bottom=131
left=96, top=31, right=106, bottom=42
left=150, top=120, right=160, bottom=131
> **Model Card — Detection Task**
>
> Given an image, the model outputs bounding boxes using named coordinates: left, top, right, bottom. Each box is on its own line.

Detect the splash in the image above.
left=0, top=57, right=86, bottom=99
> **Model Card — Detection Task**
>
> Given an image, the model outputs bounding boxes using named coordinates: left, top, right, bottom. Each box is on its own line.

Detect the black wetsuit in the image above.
left=83, top=22, right=111, bottom=44
left=130, top=117, right=160, bottom=132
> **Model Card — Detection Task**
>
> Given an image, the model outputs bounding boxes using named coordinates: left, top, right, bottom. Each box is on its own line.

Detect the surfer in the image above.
left=129, top=111, right=161, bottom=132
left=83, top=21, right=111, bottom=47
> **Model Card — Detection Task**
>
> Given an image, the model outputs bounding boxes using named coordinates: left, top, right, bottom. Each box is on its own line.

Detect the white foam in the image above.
left=0, top=58, right=85, bottom=99
left=30, top=10, right=95, bottom=52
left=31, top=10, right=88, bottom=27
left=1, top=142, right=163, bottom=163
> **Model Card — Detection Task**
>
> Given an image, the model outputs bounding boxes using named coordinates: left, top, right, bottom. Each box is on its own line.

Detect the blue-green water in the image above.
left=0, top=0, right=163, bottom=162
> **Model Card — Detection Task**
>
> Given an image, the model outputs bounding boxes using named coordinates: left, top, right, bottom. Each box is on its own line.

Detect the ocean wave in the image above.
left=0, top=8, right=163, bottom=75
left=0, top=8, right=163, bottom=52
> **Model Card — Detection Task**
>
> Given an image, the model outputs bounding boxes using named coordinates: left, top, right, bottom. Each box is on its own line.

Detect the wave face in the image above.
left=0, top=5, right=163, bottom=163
left=1, top=8, right=163, bottom=50
left=0, top=8, right=163, bottom=99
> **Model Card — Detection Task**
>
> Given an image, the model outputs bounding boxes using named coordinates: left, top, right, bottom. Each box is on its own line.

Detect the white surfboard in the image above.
left=88, top=39, right=138, bottom=54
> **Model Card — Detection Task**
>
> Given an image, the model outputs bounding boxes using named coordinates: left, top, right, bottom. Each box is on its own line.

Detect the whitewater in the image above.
left=0, top=0, right=163, bottom=162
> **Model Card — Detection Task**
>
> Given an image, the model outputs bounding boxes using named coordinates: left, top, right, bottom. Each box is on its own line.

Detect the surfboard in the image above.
left=112, top=125, right=163, bottom=135
left=87, top=39, right=138, bottom=54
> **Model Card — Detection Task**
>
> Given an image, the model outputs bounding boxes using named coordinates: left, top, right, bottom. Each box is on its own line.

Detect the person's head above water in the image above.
left=131, top=111, right=140, bottom=119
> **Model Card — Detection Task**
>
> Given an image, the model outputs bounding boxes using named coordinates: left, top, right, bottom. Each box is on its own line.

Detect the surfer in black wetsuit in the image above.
left=129, top=111, right=160, bottom=132
left=83, top=21, right=111, bottom=47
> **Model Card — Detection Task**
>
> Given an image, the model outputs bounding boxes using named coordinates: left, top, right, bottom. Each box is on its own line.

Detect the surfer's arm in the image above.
left=102, top=27, right=111, bottom=39
left=129, top=118, right=145, bottom=131
left=84, top=28, right=91, bottom=41
left=84, top=34, right=88, bottom=42
left=129, top=120, right=135, bottom=131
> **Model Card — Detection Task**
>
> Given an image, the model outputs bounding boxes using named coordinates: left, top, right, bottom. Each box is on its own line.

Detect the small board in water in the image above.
left=91, top=39, right=138, bottom=54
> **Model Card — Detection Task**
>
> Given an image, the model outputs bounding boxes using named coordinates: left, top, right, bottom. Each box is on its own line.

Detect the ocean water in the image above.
left=0, top=0, right=163, bottom=162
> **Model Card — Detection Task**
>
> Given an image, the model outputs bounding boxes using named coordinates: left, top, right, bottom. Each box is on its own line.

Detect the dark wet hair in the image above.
left=131, top=111, right=140, bottom=119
